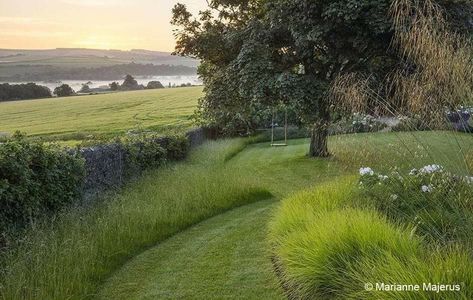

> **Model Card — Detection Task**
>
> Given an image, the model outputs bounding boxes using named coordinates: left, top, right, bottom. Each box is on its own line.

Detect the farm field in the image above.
left=2, top=131, right=472, bottom=299
left=0, top=86, right=202, bottom=142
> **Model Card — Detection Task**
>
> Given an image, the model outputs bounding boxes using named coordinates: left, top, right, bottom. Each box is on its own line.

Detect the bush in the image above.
left=330, top=113, right=387, bottom=135
left=359, top=165, right=473, bottom=246
left=0, top=133, right=85, bottom=232
left=146, top=81, right=164, bottom=89
left=53, top=84, right=75, bottom=97
left=122, top=133, right=189, bottom=172
left=165, top=134, right=190, bottom=160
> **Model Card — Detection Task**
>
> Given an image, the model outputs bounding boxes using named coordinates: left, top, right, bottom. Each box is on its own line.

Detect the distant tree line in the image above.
left=0, top=75, right=193, bottom=101
left=0, top=83, right=51, bottom=102
left=0, top=63, right=197, bottom=82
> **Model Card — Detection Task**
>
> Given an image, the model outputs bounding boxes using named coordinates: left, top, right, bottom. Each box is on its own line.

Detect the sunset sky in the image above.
left=0, top=0, right=207, bottom=52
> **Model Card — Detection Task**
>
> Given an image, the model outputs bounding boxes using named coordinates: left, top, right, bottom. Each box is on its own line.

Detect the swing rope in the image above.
left=271, top=106, right=288, bottom=147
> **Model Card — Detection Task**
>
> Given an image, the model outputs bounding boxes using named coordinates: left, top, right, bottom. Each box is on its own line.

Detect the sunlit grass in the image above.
left=0, top=86, right=202, bottom=141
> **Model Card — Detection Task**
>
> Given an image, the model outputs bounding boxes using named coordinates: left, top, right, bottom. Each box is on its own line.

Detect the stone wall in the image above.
left=79, top=128, right=209, bottom=201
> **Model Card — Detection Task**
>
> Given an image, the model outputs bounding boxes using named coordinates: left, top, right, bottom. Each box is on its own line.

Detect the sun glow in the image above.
left=0, top=0, right=208, bottom=51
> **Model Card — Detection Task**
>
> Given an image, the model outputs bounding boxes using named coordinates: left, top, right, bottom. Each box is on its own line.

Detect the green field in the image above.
left=0, top=86, right=202, bottom=142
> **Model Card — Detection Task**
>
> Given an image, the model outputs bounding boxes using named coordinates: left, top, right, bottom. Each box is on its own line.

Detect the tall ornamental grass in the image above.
left=269, top=179, right=473, bottom=300
left=0, top=139, right=271, bottom=300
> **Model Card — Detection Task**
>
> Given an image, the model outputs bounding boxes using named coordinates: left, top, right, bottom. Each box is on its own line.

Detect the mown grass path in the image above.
left=97, top=199, right=284, bottom=299
left=97, top=132, right=473, bottom=299
left=96, top=138, right=344, bottom=299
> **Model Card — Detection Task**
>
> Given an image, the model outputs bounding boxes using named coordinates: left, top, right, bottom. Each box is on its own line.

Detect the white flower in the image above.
left=390, top=194, right=399, bottom=200
left=378, top=175, right=389, bottom=181
left=419, top=164, right=443, bottom=174
left=464, top=176, right=473, bottom=184
left=421, top=184, right=433, bottom=193
left=359, top=167, right=374, bottom=176
left=409, top=168, right=417, bottom=175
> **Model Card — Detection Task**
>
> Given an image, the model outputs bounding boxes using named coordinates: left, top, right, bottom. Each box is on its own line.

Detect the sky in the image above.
left=0, top=0, right=208, bottom=52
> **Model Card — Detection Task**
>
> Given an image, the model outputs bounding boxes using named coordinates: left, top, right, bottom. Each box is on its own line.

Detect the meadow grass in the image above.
left=269, top=178, right=473, bottom=299
left=0, top=138, right=270, bottom=300
left=1, top=131, right=472, bottom=299
left=0, top=86, right=202, bottom=141
left=95, top=131, right=473, bottom=299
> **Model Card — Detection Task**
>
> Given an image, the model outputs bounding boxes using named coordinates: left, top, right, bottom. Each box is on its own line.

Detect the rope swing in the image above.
left=270, top=106, right=288, bottom=147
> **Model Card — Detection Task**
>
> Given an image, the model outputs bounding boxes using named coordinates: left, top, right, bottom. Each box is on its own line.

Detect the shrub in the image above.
left=164, top=134, right=190, bottom=160
left=359, top=165, right=473, bottom=246
left=122, top=134, right=189, bottom=172
left=124, top=137, right=167, bottom=171
left=330, top=113, right=387, bottom=135
left=0, top=133, right=85, bottom=232
left=53, top=84, right=75, bottom=97
left=146, top=81, right=164, bottom=89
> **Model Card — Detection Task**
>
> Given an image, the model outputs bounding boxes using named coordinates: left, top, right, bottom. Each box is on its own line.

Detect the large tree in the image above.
left=172, top=0, right=473, bottom=156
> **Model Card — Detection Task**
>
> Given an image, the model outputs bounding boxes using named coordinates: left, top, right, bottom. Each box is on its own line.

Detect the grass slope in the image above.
left=98, top=200, right=284, bottom=300
left=0, top=86, right=202, bottom=141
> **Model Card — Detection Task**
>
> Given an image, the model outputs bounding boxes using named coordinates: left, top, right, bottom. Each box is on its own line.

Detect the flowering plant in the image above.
left=358, top=165, right=473, bottom=245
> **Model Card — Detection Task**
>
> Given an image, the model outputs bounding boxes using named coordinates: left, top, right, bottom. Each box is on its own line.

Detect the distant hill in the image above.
left=0, top=48, right=198, bottom=67
left=0, top=48, right=199, bottom=82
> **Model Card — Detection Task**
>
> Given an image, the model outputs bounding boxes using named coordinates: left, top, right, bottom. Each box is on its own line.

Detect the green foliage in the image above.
left=109, top=81, right=119, bottom=91
left=146, top=81, right=164, bottom=89
left=123, top=136, right=167, bottom=171
left=0, top=83, right=51, bottom=102
left=0, top=133, right=85, bottom=232
left=53, top=84, right=74, bottom=97
left=164, top=134, right=190, bottom=160
left=78, top=84, right=91, bottom=94
left=359, top=165, right=473, bottom=246
left=330, top=113, right=387, bottom=135
left=173, top=0, right=473, bottom=155
left=269, top=179, right=473, bottom=299
left=121, top=134, right=189, bottom=172
left=120, top=74, right=144, bottom=91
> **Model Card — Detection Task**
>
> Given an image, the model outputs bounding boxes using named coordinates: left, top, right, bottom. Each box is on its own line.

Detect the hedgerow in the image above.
left=0, top=133, right=85, bottom=233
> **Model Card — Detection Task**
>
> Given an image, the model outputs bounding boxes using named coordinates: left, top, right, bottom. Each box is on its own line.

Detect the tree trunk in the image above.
left=309, top=122, right=329, bottom=157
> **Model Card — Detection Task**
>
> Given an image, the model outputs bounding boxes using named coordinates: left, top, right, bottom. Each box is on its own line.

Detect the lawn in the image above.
left=1, top=131, right=472, bottom=299
left=0, top=86, right=202, bottom=142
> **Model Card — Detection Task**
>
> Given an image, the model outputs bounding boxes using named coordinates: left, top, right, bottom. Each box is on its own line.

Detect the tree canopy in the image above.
left=53, top=84, right=75, bottom=97
left=172, top=0, right=473, bottom=156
